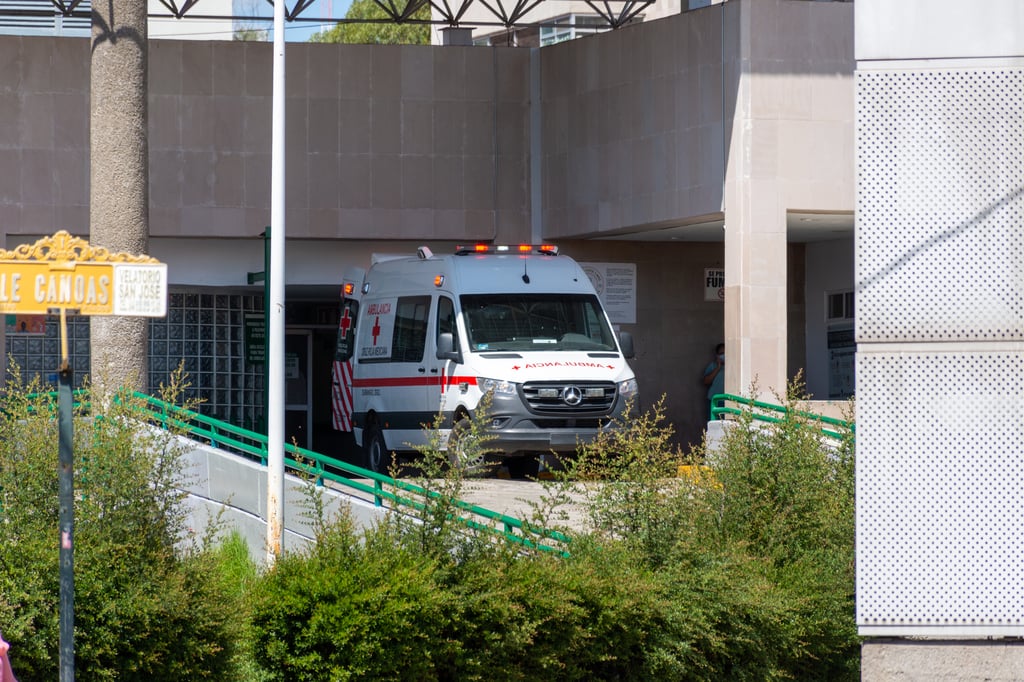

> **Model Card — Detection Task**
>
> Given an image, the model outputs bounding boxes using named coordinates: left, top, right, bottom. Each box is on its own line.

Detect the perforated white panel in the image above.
left=856, top=351, right=1024, bottom=634
left=857, top=68, right=1024, bottom=343
left=856, top=65, right=1024, bottom=636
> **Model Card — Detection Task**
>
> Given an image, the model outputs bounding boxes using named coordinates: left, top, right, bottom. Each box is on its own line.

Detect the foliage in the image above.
left=246, top=379, right=859, bottom=680
left=560, top=395, right=688, bottom=566
left=234, top=26, right=268, bottom=41
left=0, top=361, right=857, bottom=679
left=308, top=0, right=430, bottom=45
left=0, top=364, right=248, bottom=680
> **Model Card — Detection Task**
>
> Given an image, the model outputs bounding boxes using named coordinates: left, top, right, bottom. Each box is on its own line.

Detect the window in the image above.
left=826, top=290, right=855, bottom=323
left=436, top=296, right=459, bottom=351
left=460, top=293, right=617, bottom=352
left=391, top=296, right=430, bottom=363
left=539, top=14, right=607, bottom=46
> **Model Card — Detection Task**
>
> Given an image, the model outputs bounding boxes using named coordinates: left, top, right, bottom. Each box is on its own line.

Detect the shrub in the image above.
left=0, top=367, right=247, bottom=680
left=249, top=511, right=456, bottom=681
left=246, top=380, right=858, bottom=680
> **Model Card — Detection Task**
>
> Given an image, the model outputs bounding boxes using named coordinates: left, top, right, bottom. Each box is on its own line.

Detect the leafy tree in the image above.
left=234, top=26, right=268, bottom=41
left=309, top=0, right=430, bottom=45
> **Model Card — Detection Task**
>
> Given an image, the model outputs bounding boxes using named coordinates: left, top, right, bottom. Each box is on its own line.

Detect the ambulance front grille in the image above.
left=521, top=381, right=617, bottom=414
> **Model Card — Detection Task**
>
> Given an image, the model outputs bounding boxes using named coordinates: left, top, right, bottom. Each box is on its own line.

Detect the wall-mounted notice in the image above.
left=581, top=262, right=636, bottom=324
left=704, top=268, right=725, bottom=302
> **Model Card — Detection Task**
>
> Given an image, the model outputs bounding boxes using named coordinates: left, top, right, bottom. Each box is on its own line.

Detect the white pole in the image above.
left=267, top=0, right=287, bottom=564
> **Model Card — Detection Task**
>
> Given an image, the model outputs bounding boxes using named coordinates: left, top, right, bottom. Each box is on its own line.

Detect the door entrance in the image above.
left=285, top=331, right=312, bottom=449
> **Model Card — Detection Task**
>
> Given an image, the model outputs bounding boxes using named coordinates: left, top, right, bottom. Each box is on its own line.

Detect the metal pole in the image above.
left=264, top=227, right=270, bottom=434
left=57, top=309, right=75, bottom=681
left=266, top=0, right=287, bottom=564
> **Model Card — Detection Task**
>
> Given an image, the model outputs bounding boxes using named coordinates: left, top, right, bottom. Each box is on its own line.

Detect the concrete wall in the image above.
left=180, top=434, right=387, bottom=564
left=535, top=0, right=852, bottom=402
left=539, top=7, right=726, bottom=237
left=862, top=641, right=1024, bottom=682
left=560, top=239, right=724, bottom=447
left=0, top=37, right=534, bottom=243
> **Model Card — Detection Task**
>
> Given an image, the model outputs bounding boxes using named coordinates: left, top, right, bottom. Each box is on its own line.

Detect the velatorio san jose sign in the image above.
left=0, top=231, right=166, bottom=317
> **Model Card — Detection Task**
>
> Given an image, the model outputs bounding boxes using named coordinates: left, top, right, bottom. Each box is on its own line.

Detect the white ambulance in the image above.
left=331, top=244, right=638, bottom=474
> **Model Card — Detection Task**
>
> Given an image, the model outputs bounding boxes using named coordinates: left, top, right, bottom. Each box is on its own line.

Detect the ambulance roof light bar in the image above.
left=454, top=244, right=559, bottom=256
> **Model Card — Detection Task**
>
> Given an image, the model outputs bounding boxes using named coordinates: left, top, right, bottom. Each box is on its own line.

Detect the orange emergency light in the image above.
left=454, top=244, right=559, bottom=256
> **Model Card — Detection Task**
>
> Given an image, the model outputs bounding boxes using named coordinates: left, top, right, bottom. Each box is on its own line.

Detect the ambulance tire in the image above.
left=364, top=426, right=390, bottom=475
left=447, top=417, right=489, bottom=475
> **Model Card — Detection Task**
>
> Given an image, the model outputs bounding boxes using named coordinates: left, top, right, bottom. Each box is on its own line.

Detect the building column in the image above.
left=90, top=0, right=149, bottom=394
left=723, top=188, right=787, bottom=400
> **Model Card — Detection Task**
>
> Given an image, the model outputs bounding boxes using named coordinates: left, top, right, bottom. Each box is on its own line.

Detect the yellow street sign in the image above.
left=0, top=262, right=114, bottom=315
left=0, top=232, right=166, bottom=317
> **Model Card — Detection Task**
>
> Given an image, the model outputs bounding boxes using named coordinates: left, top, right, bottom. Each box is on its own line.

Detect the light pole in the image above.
left=266, top=0, right=287, bottom=564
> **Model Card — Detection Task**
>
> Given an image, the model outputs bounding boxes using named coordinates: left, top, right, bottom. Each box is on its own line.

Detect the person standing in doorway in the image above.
left=702, top=342, right=725, bottom=420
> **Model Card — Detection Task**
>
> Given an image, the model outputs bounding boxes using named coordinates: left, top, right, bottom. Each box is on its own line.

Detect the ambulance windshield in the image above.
left=460, top=294, right=618, bottom=352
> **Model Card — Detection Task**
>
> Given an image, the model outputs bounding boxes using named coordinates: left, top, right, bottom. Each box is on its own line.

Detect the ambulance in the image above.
left=331, top=244, right=638, bottom=474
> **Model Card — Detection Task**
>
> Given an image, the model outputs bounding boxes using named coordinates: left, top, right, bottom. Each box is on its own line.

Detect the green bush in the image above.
left=0, top=363, right=855, bottom=679
left=0, top=368, right=248, bottom=680
left=249, top=513, right=455, bottom=681
left=246, top=381, right=858, bottom=680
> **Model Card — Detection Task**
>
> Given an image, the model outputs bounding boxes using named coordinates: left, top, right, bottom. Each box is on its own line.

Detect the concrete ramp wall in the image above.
left=176, top=435, right=388, bottom=565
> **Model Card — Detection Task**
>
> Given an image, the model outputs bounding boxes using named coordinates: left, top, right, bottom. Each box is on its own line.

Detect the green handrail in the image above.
left=16, top=389, right=570, bottom=554
left=710, top=392, right=854, bottom=441
left=125, top=392, right=571, bottom=556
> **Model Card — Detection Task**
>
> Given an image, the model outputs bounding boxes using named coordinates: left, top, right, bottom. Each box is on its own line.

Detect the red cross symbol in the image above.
left=371, top=316, right=381, bottom=345
left=338, top=306, right=353, bottom=338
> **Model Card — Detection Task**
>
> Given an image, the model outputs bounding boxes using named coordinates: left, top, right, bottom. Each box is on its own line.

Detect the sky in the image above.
left=272, top=0, right=354, bottom=42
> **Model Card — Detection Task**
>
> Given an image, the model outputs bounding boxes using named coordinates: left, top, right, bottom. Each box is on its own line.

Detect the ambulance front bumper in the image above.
left=479, top=389, right=633, bottom=457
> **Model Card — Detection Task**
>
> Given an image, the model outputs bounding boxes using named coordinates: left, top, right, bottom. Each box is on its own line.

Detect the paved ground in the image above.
left=456, top=478, right=590, bottom=530
left=331, top=475, right=591, bottom=532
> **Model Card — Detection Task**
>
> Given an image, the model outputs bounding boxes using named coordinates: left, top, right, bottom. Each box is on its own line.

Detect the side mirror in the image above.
left=436, top=332, right=462, bottom=363
left=618, top=331, right=635, bottom=359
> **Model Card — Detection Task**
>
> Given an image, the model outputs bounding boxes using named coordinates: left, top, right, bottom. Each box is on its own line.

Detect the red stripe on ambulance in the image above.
left=351, top=376, right=479, bottom=388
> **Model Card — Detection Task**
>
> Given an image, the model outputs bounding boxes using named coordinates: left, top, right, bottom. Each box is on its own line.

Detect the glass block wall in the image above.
left=5, top=314, right=89, bottom=388
left=150, top=292, right=266, bottom=431
left=4, top=290, right=266, bottom=433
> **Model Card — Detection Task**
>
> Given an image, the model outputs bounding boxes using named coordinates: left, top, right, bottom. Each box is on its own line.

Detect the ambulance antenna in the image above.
left=522, top=260, right=530, bottom=284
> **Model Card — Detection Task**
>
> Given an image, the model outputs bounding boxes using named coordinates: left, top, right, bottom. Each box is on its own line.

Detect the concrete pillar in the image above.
left=722, top=11, right=788, bottom=401
left=723, top=195, right=787, bottom=400
left=90, top=0, right=149, bottom=394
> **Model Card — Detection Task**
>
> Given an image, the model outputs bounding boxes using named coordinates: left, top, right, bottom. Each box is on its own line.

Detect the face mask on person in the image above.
left=718, top=354, right=725, bottom=362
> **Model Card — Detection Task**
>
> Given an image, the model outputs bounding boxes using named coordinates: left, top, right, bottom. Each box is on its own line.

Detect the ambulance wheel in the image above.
left=364, top=426, right=389, bottom=475
left=447, top=417, right=489, bottom=475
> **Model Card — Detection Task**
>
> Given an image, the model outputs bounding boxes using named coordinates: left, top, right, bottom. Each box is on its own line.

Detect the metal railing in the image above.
left=125, top=392, right=571, bottom=556
left=710, top=393, right=854, bottom=441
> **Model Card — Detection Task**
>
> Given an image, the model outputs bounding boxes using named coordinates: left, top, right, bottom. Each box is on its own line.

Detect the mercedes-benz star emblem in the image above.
left=562, top=385, right=583, bottom=406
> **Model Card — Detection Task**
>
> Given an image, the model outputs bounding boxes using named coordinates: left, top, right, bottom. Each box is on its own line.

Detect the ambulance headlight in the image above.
left=478, top=377, right=517, bottom=396
left=618, top=378, right=638, bottom=399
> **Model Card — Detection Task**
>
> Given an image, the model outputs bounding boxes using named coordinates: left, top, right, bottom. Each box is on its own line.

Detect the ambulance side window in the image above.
left=436, top=296, right=458, bottom=352
left=392, top=295, right=430, bottom=363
